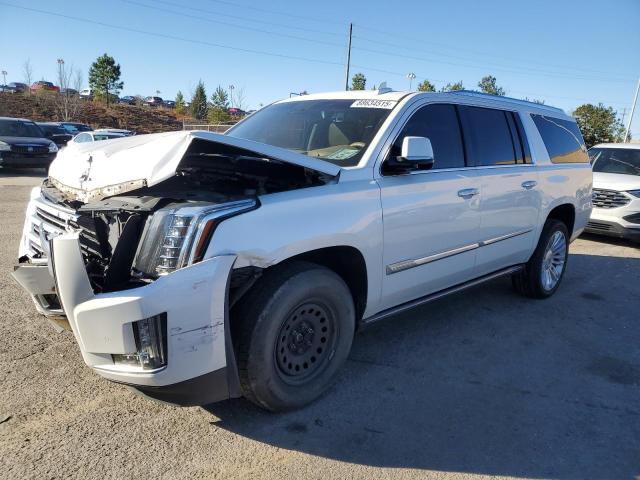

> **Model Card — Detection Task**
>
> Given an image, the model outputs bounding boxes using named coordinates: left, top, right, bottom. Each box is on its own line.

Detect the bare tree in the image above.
left=234, top=87, right=248, bottom=111
left=22, top=59, right=33, bottom=94
left=55, top=59, right=83, bottom=121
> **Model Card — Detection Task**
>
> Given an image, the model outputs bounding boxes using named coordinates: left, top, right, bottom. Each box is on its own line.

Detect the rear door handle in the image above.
left=457, top=188, right=479, bottom=199
left=521, top=180, right=537, bottom=190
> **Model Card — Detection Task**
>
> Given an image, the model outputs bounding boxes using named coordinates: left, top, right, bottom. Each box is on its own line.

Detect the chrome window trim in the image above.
left=386, top=228, right=533, bottom=275
left=373, top=99, right=537, bottom=178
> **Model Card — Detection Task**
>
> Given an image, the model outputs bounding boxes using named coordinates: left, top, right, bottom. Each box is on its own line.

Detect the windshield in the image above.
left=0, top=120, right=44, bottom=138
left=227, top=99, right=395, bottom=167
left=94, top=134, right=123, bottom=141
left=590, top=148, right=640, bottom=177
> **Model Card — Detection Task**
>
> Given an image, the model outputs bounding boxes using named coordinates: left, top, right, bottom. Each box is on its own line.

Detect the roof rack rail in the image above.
left=449, top=90, right=565, bottom=114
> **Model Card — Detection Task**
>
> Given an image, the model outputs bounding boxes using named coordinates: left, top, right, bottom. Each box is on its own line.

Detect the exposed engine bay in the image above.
left=38, top=139, right=334, bottom=293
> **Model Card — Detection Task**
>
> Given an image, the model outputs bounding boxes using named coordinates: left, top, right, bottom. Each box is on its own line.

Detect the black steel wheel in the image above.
left=234, top=261, right=355, bottom=412
left=274, top=302, right=338, bottom=385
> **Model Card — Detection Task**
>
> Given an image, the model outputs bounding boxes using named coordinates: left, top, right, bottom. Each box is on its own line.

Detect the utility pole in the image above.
left=624, top=77, right=639, bottom=143
left=1, top=70, right=6, bottom=86
left=344, top=23, right=352, bottom=91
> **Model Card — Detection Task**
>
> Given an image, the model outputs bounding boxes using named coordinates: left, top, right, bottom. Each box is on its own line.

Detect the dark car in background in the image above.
left=60, top=88, right=78, bottom=96
left=36, top=122, right=74, bottom=148
left=1, top=82, right=28, bottom=93
left=118, top=95, right=137, bottom=105
left=59, top=122, right=92, bottom=135
left=144, top=96, right=163, bottom=107
left=0, top=117, right=58, bottom=169
left=164, top=100, right=176, bottom=108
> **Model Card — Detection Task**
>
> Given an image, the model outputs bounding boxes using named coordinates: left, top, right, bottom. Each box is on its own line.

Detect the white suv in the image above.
left=586, top=143, right=640, bottom=242
left=12, top=90, right=592, bottom=411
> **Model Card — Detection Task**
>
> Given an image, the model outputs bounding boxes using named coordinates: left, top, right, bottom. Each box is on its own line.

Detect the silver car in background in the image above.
left=586, top=143, right=640, bottom=242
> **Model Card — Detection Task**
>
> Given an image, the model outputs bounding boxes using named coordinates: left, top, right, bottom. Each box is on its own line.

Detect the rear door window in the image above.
left=531, top=114, right=589, bottom=163
left=387, top=103, right=465, bottom=171
left=458, top=106, right=517, bottom=167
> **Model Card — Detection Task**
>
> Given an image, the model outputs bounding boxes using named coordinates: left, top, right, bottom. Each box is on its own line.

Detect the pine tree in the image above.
left=88, top=53, right=123, bottom=105
left=190, top=81, right=208, bottom=120
left=209, top=85, right=230, bottom=124
left=351, top=73, right=366, bottom=90
left=175, top=91, right=185, bottom=115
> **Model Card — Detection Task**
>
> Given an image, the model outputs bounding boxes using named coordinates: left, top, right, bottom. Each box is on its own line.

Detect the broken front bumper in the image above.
left=13, top=232, right=239, bottom=406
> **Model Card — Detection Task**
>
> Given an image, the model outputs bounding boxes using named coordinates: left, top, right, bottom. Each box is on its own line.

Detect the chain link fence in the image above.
left=182, top=122, right=237, bottom=133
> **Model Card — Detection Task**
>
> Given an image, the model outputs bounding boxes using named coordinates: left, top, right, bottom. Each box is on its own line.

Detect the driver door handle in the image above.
left=458, top=188, right=479, bottom=199
left=521, top=180, right=537, bottom=190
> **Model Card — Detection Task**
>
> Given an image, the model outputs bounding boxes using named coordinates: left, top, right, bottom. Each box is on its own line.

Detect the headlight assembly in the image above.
left=134, top=199, right=256, bottom=277
left=627, top=189, right=640, bottom=198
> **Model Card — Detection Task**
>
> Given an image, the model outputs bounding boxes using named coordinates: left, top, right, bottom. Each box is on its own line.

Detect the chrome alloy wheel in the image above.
left=541, top=230, right=567, bottom=291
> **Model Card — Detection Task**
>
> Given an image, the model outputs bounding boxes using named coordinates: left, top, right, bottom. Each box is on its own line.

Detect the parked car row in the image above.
left=0, top=116, right=134, bottom=170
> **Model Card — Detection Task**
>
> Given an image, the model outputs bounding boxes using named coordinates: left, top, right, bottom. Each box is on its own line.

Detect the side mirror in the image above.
left=400, top=136, right=434, bottom=167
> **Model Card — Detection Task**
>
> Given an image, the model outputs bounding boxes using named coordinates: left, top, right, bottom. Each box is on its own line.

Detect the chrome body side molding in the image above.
left=479, top=228, right=533, bottom=247
left=386, top=229, right=533, bottom=275
left=362, top=265, right=524, bottom=327
left=386, top=243, right=479, bottom=275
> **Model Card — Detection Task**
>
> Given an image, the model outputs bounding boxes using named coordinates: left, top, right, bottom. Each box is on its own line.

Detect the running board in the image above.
left=361, top=265, right=524, bottom=327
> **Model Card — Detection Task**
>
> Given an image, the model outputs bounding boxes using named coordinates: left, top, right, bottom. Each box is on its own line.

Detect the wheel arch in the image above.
left=231, top=245, right=369, bottom=323
left=546, top=203, right=576, bottom=236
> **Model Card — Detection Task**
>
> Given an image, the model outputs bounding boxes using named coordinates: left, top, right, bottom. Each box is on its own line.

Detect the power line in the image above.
left=351, top=42, right=635, bottom=84
left=152, top=0, right=343, bottom=38
left=355, top=25, right=637, bottom=81
left=352, top=34, right=636, bottom=83
left=0, top=2, right=346, bottom=68
left=118, top=0, right=344, bottom=48
left=203, top=0, right=340, bottom=26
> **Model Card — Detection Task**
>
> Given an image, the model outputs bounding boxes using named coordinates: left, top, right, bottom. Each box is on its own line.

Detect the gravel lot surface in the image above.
left=1, top=169, right=639, bottom=480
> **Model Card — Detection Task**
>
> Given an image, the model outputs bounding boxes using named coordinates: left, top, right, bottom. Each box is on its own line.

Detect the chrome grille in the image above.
left=592, top=189, right=630, bottom=209
left=26, top=199, right=78, bottom=259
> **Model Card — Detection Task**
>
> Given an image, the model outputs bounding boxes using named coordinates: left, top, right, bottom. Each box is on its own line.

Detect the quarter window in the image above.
left=387, top=103, right=465, bottom=171
left=531, top=114, right=589, bottom=164
left=458, top=106, right=518, bottom=166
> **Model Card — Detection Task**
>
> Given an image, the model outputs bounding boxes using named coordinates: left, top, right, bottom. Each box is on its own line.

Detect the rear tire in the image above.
left=233, top=261, right=355, bottom=411
left=512, top=219, right=569, bottom=299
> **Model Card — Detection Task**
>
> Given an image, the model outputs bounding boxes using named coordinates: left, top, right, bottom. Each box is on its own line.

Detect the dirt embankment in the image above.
left=0, top=93, right=190, bottom=134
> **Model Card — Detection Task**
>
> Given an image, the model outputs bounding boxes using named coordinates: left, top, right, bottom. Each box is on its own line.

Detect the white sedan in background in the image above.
left=69, top=131, right=125, bottom=146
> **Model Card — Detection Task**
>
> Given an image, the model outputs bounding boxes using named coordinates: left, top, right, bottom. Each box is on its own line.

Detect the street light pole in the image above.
left=229, top=84, right=235, bottom=108
left=1, top=70, right=7, bottom=86
left=406, top=72, right=416, bottom=91
left=624, top=77, right=639, bottom=143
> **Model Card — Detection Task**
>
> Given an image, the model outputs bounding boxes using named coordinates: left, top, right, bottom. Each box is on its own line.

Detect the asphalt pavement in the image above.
left=1, top=169, right=639, bottom=480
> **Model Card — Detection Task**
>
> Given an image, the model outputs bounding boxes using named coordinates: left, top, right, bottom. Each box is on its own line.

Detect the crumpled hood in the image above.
left=593, top=172, right=640, bottom=191
left=48, top=130, right=340, bottom=201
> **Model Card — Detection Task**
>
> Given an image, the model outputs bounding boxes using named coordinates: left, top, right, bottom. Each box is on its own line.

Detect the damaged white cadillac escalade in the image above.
left=13, top=90, right=592, bottom=411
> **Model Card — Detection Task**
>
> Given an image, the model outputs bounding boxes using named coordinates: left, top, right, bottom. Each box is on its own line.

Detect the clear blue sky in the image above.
left=1, top=0, right=639, bottom=136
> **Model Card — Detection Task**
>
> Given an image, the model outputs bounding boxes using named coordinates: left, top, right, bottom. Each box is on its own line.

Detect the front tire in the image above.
left=234, top=261, right=355, bottom=411
left=512, top=219, right=569, bottom=299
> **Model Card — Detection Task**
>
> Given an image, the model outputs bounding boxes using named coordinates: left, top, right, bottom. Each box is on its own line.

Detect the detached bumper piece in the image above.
left=47, top=231, right=239, bottom=406
left=130, top=367, right=230, bottom=406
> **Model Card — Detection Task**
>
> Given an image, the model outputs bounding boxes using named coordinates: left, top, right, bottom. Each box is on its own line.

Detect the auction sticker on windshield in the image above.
left=350, top=99, right=397, bottom=109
